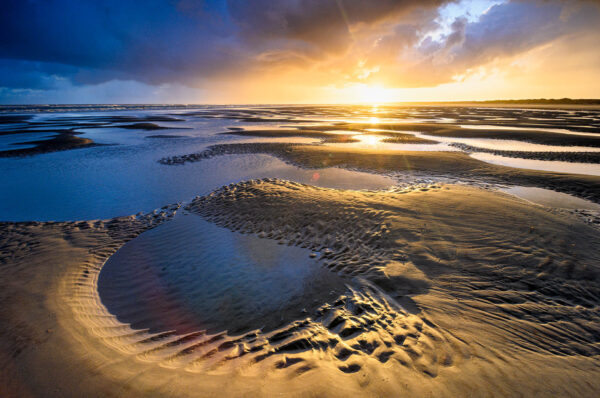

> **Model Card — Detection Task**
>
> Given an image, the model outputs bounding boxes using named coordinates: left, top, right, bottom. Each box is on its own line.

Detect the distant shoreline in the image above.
left=405, top=99, right=600, bottom=109
left=1, top=99, right=600, bottom=110
left=428, top=98, right=600, bottom=105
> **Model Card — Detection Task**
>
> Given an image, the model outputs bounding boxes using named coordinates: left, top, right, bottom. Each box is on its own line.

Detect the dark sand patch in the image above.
left=0, top=114, right=187, bottom=156
left=0, top=127, right=81, bottom=136
left=0, top=132, right=97, bottom=157
left=0, top=115, right=33, bottom=125
left=146, top=134, right=188, bottom=139
left=113, top=122, right=184, bottom=131
left=380, top=135, right=437, bottom=144
left=1, top=115, right=186, bottom=133
left=49, top=115, right=185, bottom=124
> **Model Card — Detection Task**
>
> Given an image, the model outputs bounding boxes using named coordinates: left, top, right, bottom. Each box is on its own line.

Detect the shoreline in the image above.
left=160, top=142, right=600, bottom=203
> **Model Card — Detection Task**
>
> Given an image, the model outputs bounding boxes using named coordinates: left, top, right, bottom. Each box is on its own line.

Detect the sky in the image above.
left=1, top=0, right=599, bottom=104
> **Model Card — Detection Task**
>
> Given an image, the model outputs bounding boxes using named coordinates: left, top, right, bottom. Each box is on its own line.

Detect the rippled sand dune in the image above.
left=2, top=180, right=599, bottom=397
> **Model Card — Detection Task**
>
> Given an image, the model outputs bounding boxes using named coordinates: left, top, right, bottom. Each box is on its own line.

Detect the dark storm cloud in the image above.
left=0, top=0, right=599, bottom=96
left=227, top=0, right=447, bottom=54
left=0, top=0, right=238, bottom=86
left=0, top=0, right=452, bottom=90
left=0, top=59, right=79, bottom=89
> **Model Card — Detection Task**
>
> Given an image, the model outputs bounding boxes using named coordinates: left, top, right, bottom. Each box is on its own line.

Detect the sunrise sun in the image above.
left=353, top=84, right=395, bottom=104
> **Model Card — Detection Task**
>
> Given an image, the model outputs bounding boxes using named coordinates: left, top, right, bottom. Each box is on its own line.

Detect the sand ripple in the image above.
left=6, top=179, right=598, bottom=396
left=75, top=202, right=459, bottom=377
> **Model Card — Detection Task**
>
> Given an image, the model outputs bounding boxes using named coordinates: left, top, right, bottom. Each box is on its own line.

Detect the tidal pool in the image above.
left=98, top=214, right=348, bottom=335
left=470, top=152, right=600, bottom=176
left=501, top=186, right=600, bottom=210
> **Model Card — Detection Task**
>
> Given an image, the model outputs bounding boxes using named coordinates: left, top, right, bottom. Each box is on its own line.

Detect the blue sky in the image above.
left=429, top=0, right=506, bottom=40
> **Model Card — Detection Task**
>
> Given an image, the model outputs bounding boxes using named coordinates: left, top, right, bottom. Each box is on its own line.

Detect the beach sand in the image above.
left=1, top=180, right=599, bottom=397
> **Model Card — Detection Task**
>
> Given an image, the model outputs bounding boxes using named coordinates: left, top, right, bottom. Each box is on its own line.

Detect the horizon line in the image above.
left=2, top=98, right=600, bottom=107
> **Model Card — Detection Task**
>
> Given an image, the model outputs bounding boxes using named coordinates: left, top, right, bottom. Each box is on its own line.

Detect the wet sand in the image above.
left=221, top=128, right=436, bottom=144
left=0, top=114, right=186, bottom=157
left=2, top=104, right=600, bottom=159
left=295, top=123, right=600, bottom=146
left=0, top=132, right=97, bottom=157
left=1, top=181, right=600, bottom=397
left=161, top=143, right=600, bottom=203
left=451, top=143, right=600, bottom=163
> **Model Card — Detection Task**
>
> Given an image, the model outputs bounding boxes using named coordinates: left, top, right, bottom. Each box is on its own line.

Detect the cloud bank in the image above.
left=0, top=0, right=599, bottom=103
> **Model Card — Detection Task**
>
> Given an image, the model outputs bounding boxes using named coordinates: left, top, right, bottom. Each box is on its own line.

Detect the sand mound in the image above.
left=2, top=180, right=600, bottom=397
left=79, top=206, right=457, bottom=379
left=189, top=179, right=600, bottom=364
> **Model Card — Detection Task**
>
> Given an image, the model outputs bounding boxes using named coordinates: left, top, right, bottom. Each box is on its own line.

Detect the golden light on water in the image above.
left=369, top=104, right=380, bottom=124
left=359, top=135, right=381, bottom=147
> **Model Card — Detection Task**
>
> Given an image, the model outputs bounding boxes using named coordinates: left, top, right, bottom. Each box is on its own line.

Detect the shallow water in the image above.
left=0, top=152, right=395, bottom=221
left=1, top=105, right=600, bottom=221
left=0, top=111, right=395, bottom=221
left=460, top=124, right=600, bottom=138
left=229, top=136, right=321, bottom=145
left=415, top=133, right=600, bottom=152
left=98, top=214, right=348, bottom=335
left=0, top=132, right=56, bottom=151
left=326, top=134, right=459, bottom=152
left=470, top=152, right=600, bottom=176
left=501, top=186, right=600, bottom=210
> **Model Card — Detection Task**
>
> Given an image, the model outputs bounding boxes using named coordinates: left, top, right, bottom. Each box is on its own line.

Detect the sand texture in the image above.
left=1, top=180, right=599, bottom=397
